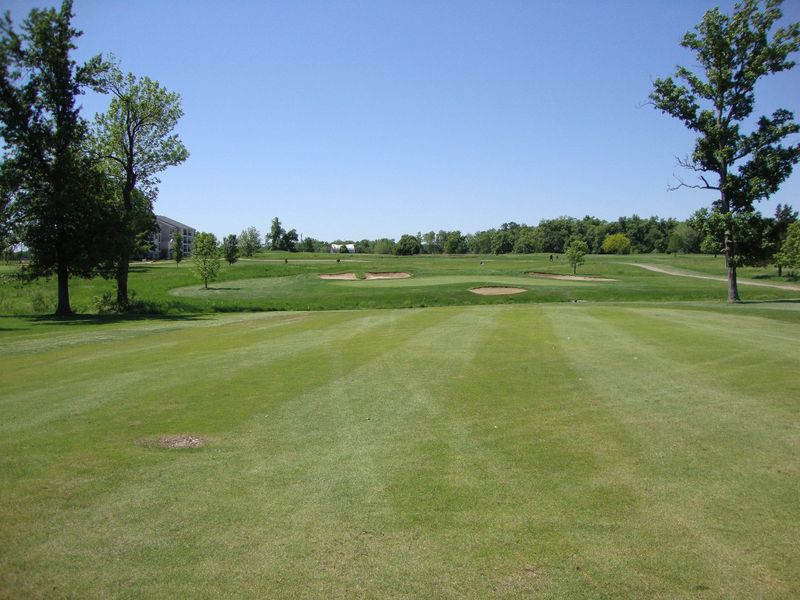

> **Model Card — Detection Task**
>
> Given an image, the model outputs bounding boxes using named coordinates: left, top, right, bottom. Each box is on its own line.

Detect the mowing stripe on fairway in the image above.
left=1, top=304, right=798, bottom=598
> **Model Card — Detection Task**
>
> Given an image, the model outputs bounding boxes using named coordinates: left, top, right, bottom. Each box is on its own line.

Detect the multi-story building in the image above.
left=150, top=215, right=196, bottom=259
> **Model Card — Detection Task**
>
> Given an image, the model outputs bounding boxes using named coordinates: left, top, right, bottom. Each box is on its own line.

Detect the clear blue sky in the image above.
left=7, top=0, right=800, bottom=241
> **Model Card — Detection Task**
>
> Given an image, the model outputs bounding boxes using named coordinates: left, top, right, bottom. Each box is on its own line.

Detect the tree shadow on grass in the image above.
left=739, top=298, right=800, bottom=304
left=22, top=312, right=209, bottom=327
left=751, top=273, right=799, bottom=282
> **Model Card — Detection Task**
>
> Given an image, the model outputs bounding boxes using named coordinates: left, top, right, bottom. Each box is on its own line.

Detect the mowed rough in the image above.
left=1, top=304, right=799, bottom=598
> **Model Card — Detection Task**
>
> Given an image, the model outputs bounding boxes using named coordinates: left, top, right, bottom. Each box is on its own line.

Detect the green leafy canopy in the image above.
left=650, top=0, right=800, bottom=211
left=92, top=62, right=188, bottom=198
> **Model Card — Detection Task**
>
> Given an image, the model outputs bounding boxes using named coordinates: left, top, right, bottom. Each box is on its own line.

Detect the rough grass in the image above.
left=2, top=303, right=799, bottom=598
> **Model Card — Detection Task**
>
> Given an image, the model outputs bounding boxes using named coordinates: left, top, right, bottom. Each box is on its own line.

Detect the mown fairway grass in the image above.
left=2, top=302, right=799, bottom=598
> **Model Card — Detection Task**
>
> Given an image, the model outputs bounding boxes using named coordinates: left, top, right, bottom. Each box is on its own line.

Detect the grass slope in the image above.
left=2, top=303, right=798, bottom=598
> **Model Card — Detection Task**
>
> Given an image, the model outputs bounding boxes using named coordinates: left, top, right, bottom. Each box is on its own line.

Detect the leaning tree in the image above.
left=651, top=0, right=800, bottom=301
left=93, top=63, right=188, bottom=307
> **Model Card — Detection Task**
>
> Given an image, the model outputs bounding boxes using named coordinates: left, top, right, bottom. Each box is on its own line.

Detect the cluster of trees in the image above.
left=685, top=204, right=798, bottom=265
left=235, top=218, right=327, bottom=257
left=313, top=217, right=675, bottom=258
left=172, top=231, right=239, bottom=289
left=432, top=216, right=678, bottom=255
left=0, top=1, right=188, bottom=314
left=322, top=209, right=796, bottom=260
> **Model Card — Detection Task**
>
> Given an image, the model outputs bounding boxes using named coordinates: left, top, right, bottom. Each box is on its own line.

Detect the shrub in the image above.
left=601, top=233, right=632, bottom=254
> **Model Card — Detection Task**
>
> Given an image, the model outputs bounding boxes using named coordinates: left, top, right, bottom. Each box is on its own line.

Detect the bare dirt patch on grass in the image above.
left=470, top=286, right=527, bottom=295
left=526, top=271, right=617, bottom=282
left=364, top=272, right=411, bottom=280
left=319, top=272, right=358, bottom=280
left=136, top=434, right=206, bottom=449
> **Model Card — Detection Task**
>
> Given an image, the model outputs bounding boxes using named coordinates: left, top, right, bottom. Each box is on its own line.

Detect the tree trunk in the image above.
left=55, top=259, right=73, bottom=316
left=116, top=177, right=135, bottom=307
left=718, top=171, right=740, bottom=303
left=724, top=228, right=740, bottom=303
left=778, top=265, right=783, bottom=277
left=116, top=259, right=129, bottom=307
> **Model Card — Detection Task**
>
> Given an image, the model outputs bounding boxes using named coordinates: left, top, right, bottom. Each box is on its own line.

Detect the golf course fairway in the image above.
left=1, top=302, right=798, bottom=598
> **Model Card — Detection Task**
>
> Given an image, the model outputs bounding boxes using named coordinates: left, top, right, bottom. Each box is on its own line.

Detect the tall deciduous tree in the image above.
left=0, top=0, right=110, bottom=315
left=268, top=217, right=284, bottom=250
left=651, top=0, right=800, bottom=302
left=93, top=63, right=188, bottom=307
left=238, top=226, right=261, bottom=256
left=396, top=234, right=421, bottom=256
left=280, top=228, right=298, bottom=252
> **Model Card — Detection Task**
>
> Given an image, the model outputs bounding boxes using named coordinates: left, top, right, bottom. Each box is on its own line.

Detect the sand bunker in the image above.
left=526, top=271, right=617, bottom=282
left=319, top=272, right=411, bottom=280
left=470, top=286, right=527, bottom=295
left=364, top=272, right=411, bottom=280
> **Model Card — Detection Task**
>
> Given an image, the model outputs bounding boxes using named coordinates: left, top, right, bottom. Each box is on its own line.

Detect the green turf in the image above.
left=2, top=303, right=799, bottom=598
left=1, top=253, right=798, bottom=315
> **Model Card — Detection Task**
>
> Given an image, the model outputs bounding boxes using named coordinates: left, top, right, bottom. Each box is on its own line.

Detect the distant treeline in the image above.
left=320, top=206, right=796, bottom=264
left=224, top=205, right=800, bottom=275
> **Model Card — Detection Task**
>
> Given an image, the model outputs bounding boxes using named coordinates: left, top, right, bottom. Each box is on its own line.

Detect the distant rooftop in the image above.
left=156, top=215, right=195, bottom=231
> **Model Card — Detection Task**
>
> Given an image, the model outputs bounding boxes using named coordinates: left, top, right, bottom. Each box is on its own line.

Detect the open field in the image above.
left=1, top=301, right=799, bottom=598
left=2, top=254, right=799, bottom=597
left=1, top=253, right=799, bottom=315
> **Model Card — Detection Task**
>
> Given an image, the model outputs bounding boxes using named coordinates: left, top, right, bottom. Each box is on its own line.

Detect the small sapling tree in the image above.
left=192, top=232, right=220, bottom=289
left=565, top=240, right=589, bottom=275
left=171, top=230, right=183, bottom=265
